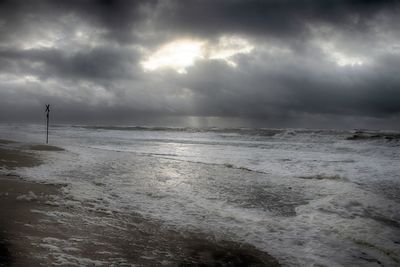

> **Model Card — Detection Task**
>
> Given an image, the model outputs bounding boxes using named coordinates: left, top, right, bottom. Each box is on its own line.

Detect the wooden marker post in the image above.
left=45, top=104, right=50, bottom=144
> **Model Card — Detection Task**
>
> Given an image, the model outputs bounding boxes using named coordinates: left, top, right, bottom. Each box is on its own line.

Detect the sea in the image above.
left=0, top=124, right=399, bottom=266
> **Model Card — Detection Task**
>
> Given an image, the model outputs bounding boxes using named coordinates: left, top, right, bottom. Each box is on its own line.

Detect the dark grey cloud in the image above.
left=0, top=0, right=154, bottom=44
left=0, top=47, right=141, bottom=80
left=0, top=0, right=400, bottom=129
left=152, top=0, right=400, bottom=39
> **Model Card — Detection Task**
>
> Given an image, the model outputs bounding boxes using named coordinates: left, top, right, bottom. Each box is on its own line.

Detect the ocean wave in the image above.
left=298, top=174, right=344, bottom=180
left=346, top=131, right=400, bottom=141
left=73, top=125, right=290, bottom=137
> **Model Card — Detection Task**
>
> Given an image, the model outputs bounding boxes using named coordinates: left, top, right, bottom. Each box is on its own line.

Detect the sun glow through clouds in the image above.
left=316, top=39, right=367, bottom=67
left=142, top=40, right=205, bottom=74
left=141, top=36, right=254, bottom=73
left=207, top=36, right=254, bottom=67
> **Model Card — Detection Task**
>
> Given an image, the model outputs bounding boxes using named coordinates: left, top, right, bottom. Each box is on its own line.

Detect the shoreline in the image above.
left=0, top=139, right=281, bottom=266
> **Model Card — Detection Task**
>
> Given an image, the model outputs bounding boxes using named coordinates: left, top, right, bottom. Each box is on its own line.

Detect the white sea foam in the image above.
left=16, top=191, right=38, bottom=201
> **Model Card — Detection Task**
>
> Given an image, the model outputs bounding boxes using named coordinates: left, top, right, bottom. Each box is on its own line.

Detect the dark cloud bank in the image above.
left=0, top=0, right=400, bottom=129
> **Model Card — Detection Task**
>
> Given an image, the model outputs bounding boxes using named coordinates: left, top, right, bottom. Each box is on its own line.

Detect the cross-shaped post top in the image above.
left=46, top=104, right=50, bottom=112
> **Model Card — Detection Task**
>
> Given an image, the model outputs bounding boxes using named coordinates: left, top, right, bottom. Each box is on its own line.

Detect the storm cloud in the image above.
left=0, top=0, right=400, bottom=129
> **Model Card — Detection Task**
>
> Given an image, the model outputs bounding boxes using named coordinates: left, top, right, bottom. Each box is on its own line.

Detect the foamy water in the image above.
left=1, top=124, right=399, bottom=266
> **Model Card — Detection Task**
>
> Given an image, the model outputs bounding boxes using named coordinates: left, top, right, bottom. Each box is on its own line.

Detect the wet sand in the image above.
left=0, top=140, right=281, bottom=266
left=0, top=177, right=62, bottom=266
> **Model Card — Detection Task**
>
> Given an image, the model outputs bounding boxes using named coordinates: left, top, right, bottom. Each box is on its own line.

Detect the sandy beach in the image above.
left=0, top=139, right=280, bottom=266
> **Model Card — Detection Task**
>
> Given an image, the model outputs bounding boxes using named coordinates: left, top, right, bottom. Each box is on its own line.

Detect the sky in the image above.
left=0, top=0, right=400, bottom=129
